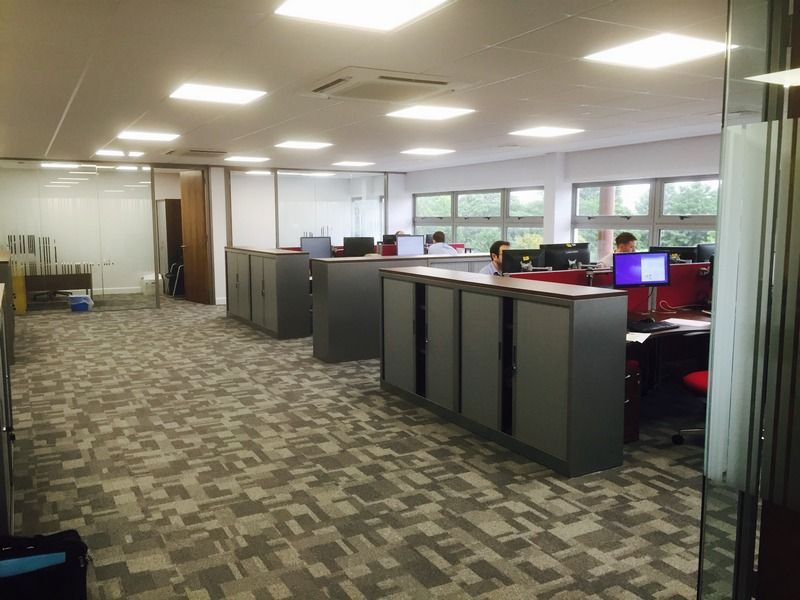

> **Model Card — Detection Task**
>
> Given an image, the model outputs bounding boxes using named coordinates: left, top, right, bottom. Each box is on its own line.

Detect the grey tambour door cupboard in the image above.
left=460, top=291, right=502, bottom=429
left=250, top=255, right=278, bottom=331
left=226, top=251, right=250, bottom=320
left=513, top=300, right=570, bottom=461
left=425, top=285, right=458, bottom=411
left=382, top=278, right=415, bottom=392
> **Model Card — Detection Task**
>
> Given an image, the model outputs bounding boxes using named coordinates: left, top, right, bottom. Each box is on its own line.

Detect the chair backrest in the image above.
left=683, top=370, right=709, bottom=395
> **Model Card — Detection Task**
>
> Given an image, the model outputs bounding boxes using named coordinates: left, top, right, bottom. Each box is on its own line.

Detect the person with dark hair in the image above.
left=427, top=230, right=458, bottom=255
left=597, top=231, right=637, bottom=268
left=479, top=240, right=510, bottom=275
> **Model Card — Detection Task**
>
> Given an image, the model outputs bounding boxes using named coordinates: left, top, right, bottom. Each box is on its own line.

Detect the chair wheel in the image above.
left=672, top=434, right=685, bottom=445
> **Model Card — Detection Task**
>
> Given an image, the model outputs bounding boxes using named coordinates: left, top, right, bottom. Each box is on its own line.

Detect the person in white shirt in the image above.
left=597, top=232, right=637, bottom=269
left=426, top=230, right=458, bottom=255
left=479, top=240, right=510, bottom=275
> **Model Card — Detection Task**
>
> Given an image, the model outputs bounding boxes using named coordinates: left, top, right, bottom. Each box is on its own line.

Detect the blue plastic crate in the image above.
left=68, top=295, right=92, bottom=312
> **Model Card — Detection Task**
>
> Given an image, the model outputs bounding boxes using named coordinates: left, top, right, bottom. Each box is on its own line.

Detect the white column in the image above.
left=543, top=153, right=572, bottom=243
left=208, top=166, right=227, bottom=305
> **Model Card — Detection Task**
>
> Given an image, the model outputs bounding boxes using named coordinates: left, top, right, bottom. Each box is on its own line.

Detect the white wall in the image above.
left=387, top=173, right=412, bottom=235
left=208, top=167, right=227, bottom=305
left=230, top=172, right=276, bottom=249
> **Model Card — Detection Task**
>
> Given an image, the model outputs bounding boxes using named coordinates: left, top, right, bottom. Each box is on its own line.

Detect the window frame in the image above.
left=413, top=186, right=544, bottom=247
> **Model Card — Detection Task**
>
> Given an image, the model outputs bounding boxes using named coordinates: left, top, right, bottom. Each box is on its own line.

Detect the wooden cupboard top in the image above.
left=313, top=252, right=490, bottom=265
left=226, top=246, right=308, bottom=257
left=0, top=251, right=9, bottom=263
left=380, top=266, right=627, bottom=301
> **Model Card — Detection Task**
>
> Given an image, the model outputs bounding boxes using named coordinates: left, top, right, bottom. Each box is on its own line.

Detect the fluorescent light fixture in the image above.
left=333, top=161, right=375, bottom=167
left=124, top=184, right=149, bottom=187
left=245, top=170, right=273, bottom=176
left=141, top=166, right=151, bottom=171
left=79, top=163, right=97, bottom=168
left=96, top=165, right=116, bottom=169
left=116, top=165, right=138, bottom=171
left=277, top=170, right=335, bottom=177
left=138, top=180, right=151, bottom=184
left=387, top=105, right=474, bottom=120
left=45, top=184, right=71, bottom=188
left=584, top=33, right=728, bottom=69
left=274, top=0, right=447, bottom=31
left=509, top=126, right=584, bottom=137
left=118, top=130, right=180, bottom=142
left=104, top=190, right=125, bottom=193
left=275, top=140, right=332, bottom=150
left=170, top=83, right=267, bottom=105
left=69, top=171, right=97, bottom=175
left=746, top=67, right=800, bottom=87
left=225, top=155, right=270, bottom=163
left=127, top=151, right=145, bottom=157
left=41, top=162, right=79, bottom=169
left=58, top=177, right=89, bottom=181
left=52, top=180, right=77, bottom=184
left=96, top=149, right=124, bottom=157
left=400, top=147, right=455, bottom=155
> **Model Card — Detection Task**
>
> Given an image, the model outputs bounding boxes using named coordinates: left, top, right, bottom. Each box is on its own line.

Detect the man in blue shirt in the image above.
left=480, top=240, right=510, bottom=275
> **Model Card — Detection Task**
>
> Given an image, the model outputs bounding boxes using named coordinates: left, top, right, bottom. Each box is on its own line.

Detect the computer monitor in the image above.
left=300, top=236, right=332, bottom=259
left=342, top=237, right=375, bottom=257
left=501, top=249, right=542, bottom=274
left=649, top=246, right=696, bottom=263
left=540, top=243, right=590, bottom=270
left=613, top=252, right=671, bottom=288
left=382, top=234, right=397, bottom=245
left=424, top=233, right=434, bottom=245
left=696, top=242, right=715, bottom=263
left=396, top=235, right=425, bottom=256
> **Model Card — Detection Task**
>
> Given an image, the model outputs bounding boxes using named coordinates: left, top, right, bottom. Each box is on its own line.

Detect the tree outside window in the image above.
left=415, top=194, right=451, bottom=218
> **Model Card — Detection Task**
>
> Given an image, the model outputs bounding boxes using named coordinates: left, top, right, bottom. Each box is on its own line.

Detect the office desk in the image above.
left=380, top=266, right=628, bottom=476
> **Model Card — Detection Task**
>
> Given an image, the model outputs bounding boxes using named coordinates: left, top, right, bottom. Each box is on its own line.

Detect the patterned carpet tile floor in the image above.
left=10, top=299, right=704, bottom=599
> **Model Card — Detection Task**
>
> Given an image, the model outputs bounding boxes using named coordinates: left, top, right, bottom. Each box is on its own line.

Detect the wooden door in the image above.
left=180, top=171, right=211, bottom=304
left=164, top=198, right=183, bottom=267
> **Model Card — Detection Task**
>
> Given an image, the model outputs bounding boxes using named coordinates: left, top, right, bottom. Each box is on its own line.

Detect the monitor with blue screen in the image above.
left=300, top=236, right=332, bottom=259
left=613, top=252, right=670, bottom=288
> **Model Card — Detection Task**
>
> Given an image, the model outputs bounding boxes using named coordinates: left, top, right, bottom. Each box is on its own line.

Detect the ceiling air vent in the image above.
left=164, top=149, right=228, bottom=158
left=309, top=67, right=466, bottom=103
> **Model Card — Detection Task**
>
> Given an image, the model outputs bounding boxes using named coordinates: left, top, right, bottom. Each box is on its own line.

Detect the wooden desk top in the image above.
left=381, top=266, right=626, bottom=301
left=628, top=308, right=711, bottom=337
left=0, top=251, right=9, bottom=264
left=226, top=246, right=308, bottom=257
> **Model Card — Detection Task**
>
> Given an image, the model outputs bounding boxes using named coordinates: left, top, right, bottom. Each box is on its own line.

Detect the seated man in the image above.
left=479, top=240, right=510, bottom=275
left=426, top=230, right=458, bottom=255
left=597, top=231, right=637, bottom=269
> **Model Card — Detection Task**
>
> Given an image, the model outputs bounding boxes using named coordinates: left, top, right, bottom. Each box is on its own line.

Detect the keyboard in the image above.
left=627, top=320, right=680, bottom=333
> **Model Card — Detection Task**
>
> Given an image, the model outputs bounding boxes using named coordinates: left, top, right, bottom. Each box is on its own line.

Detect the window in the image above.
left=415, top=193, right=451, bottom=218
left=414, top=187, right=543, bottom=251
left=509, top=189, right=544, bottom=217
left=456, top=191, right=502, bottom=217
left=662, top=179, right=719, bottom=216
left=572, top=176, right=718, bottom=261
left=575, top=182, right=650, bottom=216
left=455, top=226, right=502, bottom=252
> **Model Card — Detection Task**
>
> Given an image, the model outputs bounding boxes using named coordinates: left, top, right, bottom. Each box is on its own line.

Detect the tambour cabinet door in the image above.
left=382, top=278, right=416, bottom=393
left=262, top=257, right=278, bottom=333
left=425, top=285, right=458, bottom=410
left=226, top=252, right=239, bottom=316
left=236, top=253, right=251, bottom=320
left=250, top=256, right=265, bottom=327
left=460, top=292, right=502, bottom=429
left=513, top=300, right=569, bottom=460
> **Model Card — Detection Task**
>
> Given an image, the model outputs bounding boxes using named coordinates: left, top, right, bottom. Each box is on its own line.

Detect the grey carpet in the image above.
left=10, top=299, right=704, bottom=599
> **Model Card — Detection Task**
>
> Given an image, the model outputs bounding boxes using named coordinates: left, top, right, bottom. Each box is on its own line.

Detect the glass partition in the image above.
left=230, top=170, right=276, bottom=248
left=0, top=160, right=156, bottom=312
left=277, top=170, right=383, bottom=246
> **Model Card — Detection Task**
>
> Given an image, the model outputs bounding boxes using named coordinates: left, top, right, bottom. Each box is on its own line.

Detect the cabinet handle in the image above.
left=512, top=345, right=517, bottom=373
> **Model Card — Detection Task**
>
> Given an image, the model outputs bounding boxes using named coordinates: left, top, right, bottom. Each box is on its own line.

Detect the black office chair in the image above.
left=672, top=330, right=710, bottom=444
left=164, top=263, right=184, bottom=296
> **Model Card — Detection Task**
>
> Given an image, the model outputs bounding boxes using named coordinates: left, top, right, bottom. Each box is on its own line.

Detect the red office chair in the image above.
left=672, top=369, right=708, bottom=444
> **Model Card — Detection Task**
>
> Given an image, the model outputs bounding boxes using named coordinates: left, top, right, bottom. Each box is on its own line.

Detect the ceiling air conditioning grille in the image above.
left=165, top=149, right=228, bottom=158
left=308, top=67, right=465, bottom=103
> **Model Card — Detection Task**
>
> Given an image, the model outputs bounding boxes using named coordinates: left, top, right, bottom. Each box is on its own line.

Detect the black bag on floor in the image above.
left=0, top=530, right=89, bottom=600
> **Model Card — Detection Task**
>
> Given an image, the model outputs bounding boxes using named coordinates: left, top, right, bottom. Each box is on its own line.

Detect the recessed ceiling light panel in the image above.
left=509, top=126, right=584, bottom=138
left=275, top=0, right=448, bottom=31
left=116, top=165, right=138, bottom=171
left=387, top=105, right=474, bottom=120
left=584, top=33, right=728, bottom=69
left=275, top=140, right=332, bottom=150
left=41, top=162, right=80, bottom=169
left=746, top=67, right=800, bottom=87
left=400, top=147, right=455, bottom=155
left=127, top=151, right=144, bottom=157
left=96, top=149, right=125, bottom=157
left=245, top=170, right=273, bottom=176
left=118, top=130, right=180, bottom=142
left=170, top=83, right=267, bottom=104
left=225, top=156, right=271, bottom=163
left=333, top=161, right=375, bottom=167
